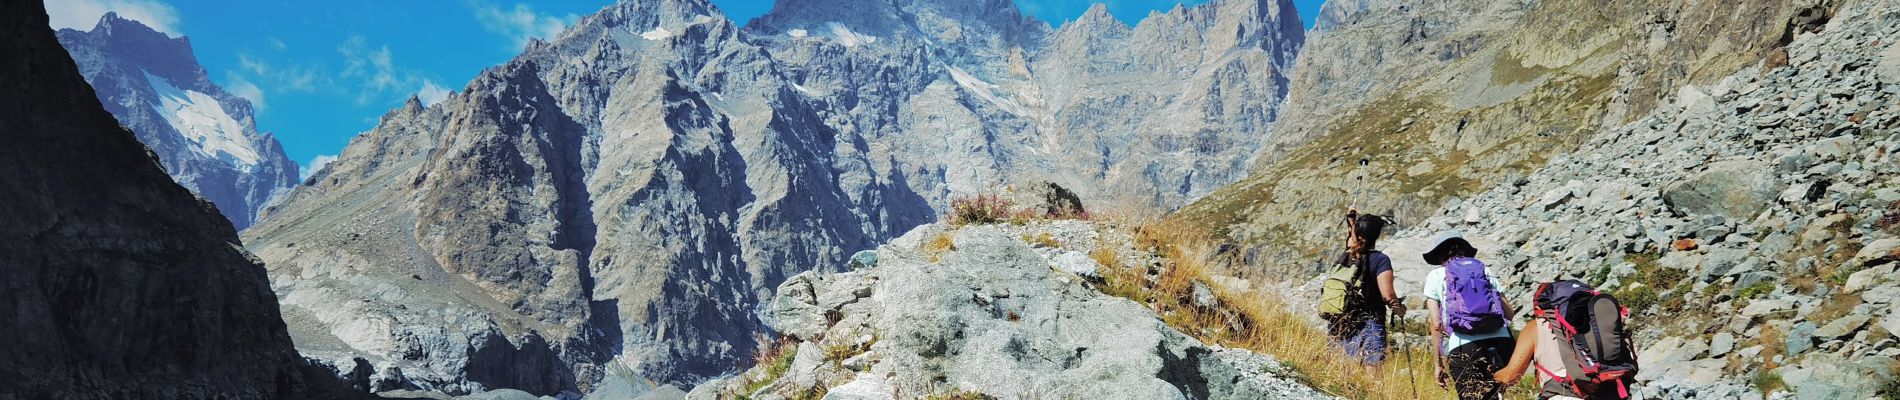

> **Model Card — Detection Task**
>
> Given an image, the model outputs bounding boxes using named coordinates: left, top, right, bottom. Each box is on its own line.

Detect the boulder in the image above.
left=1813, top=315, right=1871, bottom=340
left=1710, top=332, right=1736, bottom=357
left=767, top=273, right=831, bottom=340
left=1844, top=265, right=1895, bottom=293
left=1663, top=160, right=1784, bottom=221
left=731, top=224, right=1333, bottom=399
left=1786, top=321, right=1818, bottom=355
left=849, top=250, right=879, bottom=270
left=1050, top=250, right=1101, bottom=278
left=823, top=374, right=895, bottom=400
left=1876, top=42, right=1900, bottom=84
left=1778, top=354, right=1887, bottom=400
left=1852, top=238, right=1900, bottom=266
left=1005, top=181, right=1086, bottom=217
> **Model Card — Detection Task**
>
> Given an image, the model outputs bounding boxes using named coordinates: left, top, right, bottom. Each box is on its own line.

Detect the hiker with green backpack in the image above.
left=1319, top=209, right=1404, bottom=372
left=1421, top=231, right=1516, bottom=400
left=1493, top=280, right=1641, bottom=400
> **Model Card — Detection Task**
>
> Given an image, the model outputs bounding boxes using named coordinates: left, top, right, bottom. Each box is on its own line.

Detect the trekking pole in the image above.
left=1401, top=313, right=1420, bottom=400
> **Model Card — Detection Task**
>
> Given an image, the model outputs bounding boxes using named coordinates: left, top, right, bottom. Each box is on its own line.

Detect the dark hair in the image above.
left=1352, top=214, right=1387, bottom=251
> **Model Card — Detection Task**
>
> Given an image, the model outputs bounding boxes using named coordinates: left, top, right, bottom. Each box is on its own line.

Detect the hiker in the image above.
left=1421, top=231, right=1515, bottom=400
left=1492, top=280, right=1640, bottom=400
left=1322, top=209, right=1404, bottom=372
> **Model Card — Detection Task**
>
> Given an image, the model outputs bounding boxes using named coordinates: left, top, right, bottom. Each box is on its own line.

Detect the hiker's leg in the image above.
left=1447, top=342, right=1484, bottom=400
left=1449, top=337, right=1516, bottom=400
left=1480, top=337, right=1516, bottom=400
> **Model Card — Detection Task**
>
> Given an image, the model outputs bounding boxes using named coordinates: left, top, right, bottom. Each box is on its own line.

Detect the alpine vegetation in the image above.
left=13, top=0, right=1900, bottom=399
left=244, top=0, right=1304, bottom=395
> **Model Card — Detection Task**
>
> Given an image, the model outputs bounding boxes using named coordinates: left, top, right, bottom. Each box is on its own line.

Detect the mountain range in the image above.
left=240, top=0, right=1304, bottom=395
left=56, top=12, right=300, bottom=231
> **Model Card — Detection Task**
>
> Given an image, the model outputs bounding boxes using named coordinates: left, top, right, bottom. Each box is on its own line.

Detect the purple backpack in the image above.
left=1444, top=257, right=1507, bottom=334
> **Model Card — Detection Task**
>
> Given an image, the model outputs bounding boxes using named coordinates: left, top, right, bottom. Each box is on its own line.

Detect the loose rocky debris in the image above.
left=1385, top=2, right=1900, bottom=399
left=688, top=221, right=1332, bottom=400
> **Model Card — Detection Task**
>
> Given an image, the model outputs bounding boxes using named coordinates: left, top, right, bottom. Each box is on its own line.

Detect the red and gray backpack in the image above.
left=1532, top=280, right=1640, bottom=399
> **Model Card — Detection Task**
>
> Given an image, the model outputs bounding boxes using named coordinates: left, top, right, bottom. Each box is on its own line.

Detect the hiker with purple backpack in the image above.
left=1420, top=231, right=1516, bottom=400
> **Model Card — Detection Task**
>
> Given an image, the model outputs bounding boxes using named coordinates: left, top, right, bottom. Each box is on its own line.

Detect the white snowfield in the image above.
left=146, top=72, right=260, bottom=168
left=640, top=26, right=674, bottom=40
left=825, top=22, right=877, bottom=47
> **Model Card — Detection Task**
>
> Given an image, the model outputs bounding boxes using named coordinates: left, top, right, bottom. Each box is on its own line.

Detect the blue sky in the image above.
left=46, top=0, right=1323, bottom=173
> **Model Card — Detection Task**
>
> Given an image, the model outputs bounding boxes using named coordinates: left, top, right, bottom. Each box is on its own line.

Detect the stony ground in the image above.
left=1377, top=2, right=1900, bottom=398
left=689, top=220, right=1333, bottom=400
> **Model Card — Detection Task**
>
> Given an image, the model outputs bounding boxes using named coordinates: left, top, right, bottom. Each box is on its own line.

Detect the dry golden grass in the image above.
left=1089, top=216, right=1545, bottom=400
left=924, top=232, right=957, bottom=263
left=1022, top=232, right=1062, bottom=248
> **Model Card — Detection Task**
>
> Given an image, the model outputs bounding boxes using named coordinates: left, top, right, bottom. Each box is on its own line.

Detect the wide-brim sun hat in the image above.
left=1423, top=230, right=1476, bottom=266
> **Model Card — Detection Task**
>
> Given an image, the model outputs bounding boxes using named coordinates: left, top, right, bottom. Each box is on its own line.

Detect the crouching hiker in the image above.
left=1493, top=280, right=1641, bottom=400
left=1318, top=210, right=1404, bottom=374
left=1421, top=232, right=1515, bottom=400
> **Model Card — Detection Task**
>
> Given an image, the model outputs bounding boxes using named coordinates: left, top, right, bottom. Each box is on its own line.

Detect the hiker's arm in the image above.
left=1378, top=270, right=1398, bottom=306
left=1499, top=293, right=1514, bottom=318
left=1428, top=299, right=1448, bottom=387
left=1494, top=325, right=1539, bottom=384
left=1427, top=300, right=1444, bottom=357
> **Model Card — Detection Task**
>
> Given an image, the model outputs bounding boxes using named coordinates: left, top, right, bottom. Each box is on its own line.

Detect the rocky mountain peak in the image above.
left=78, top=12, right=205, bottom=89
left=248, top=0, right=1307, bottom=395
left=56, top=12, right=299, bottom=231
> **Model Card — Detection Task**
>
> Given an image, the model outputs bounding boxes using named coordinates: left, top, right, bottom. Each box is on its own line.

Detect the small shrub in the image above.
left=924, top=232, right=956, bottom=262
left=1627, top=253, right=1686, bottom=284
left=1737, top=281, right=1776, bottom=300
left=823, top=335, right=876, bottom=364
left=923, top=389, right=995, bottom=400
left=1616, top=285, right=1660, bottom=314
left=1022, top=232, right=1062, bottom=248
left=948, top=194, right=1012, bottom=226
left=1751, top=370, right=1787, bottom=398
left=733, top=336, right=799, bottom=397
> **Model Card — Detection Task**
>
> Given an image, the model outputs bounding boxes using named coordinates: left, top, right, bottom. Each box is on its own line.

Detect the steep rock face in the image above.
left=56, top=12, right=300, bottom=230
left=690, top=222, right=1334, bottom=400
left=1382, top=2, right=1900, bottom=397
left=749, top=0, right=1303, bottom=207
left=248, top=0, right=1304, bottom=395
left=1181, top=0, right=1827, bottom=275
left=0, top=3, right=337, bottom=399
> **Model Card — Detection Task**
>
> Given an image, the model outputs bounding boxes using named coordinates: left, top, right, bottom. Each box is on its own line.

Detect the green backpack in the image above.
left=1319, top=257, right=1365, bottom=318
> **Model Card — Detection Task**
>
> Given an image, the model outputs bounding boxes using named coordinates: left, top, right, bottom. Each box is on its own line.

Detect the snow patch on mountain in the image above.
left=946, top=66, right=1019, bottom=114
left=824, top=22, right=876, bottom=47
left=640, top=26, right=674, bottom=40
left=145, top=71, right=260, bottom=168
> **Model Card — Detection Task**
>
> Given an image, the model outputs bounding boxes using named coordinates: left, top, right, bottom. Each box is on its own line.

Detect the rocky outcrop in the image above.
left=56, top=12, right=300, bottom=230
left=690, top=221, right=1332, bottom=400
left=1383, top=2, right=1900, bottom=398
left=1179, top=0, right=1832, bottom=276
left=0, top=3, right=345, bottom=399
left=247, top=0, right=1304, bottom=395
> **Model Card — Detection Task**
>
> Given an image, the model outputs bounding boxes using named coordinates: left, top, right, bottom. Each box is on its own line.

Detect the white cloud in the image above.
left=471, top=1, right=578, bottom=50
left=44, top=0, right=181, bottom=36
left=301, top=154, right=336, bottom=181
left=237, top=53, right=320, bottom=92
left=224, top=72, right=267, bottom=111
left=415, top=80, right=452, bottom=106
left=338, top=35, right=430, bottom=105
